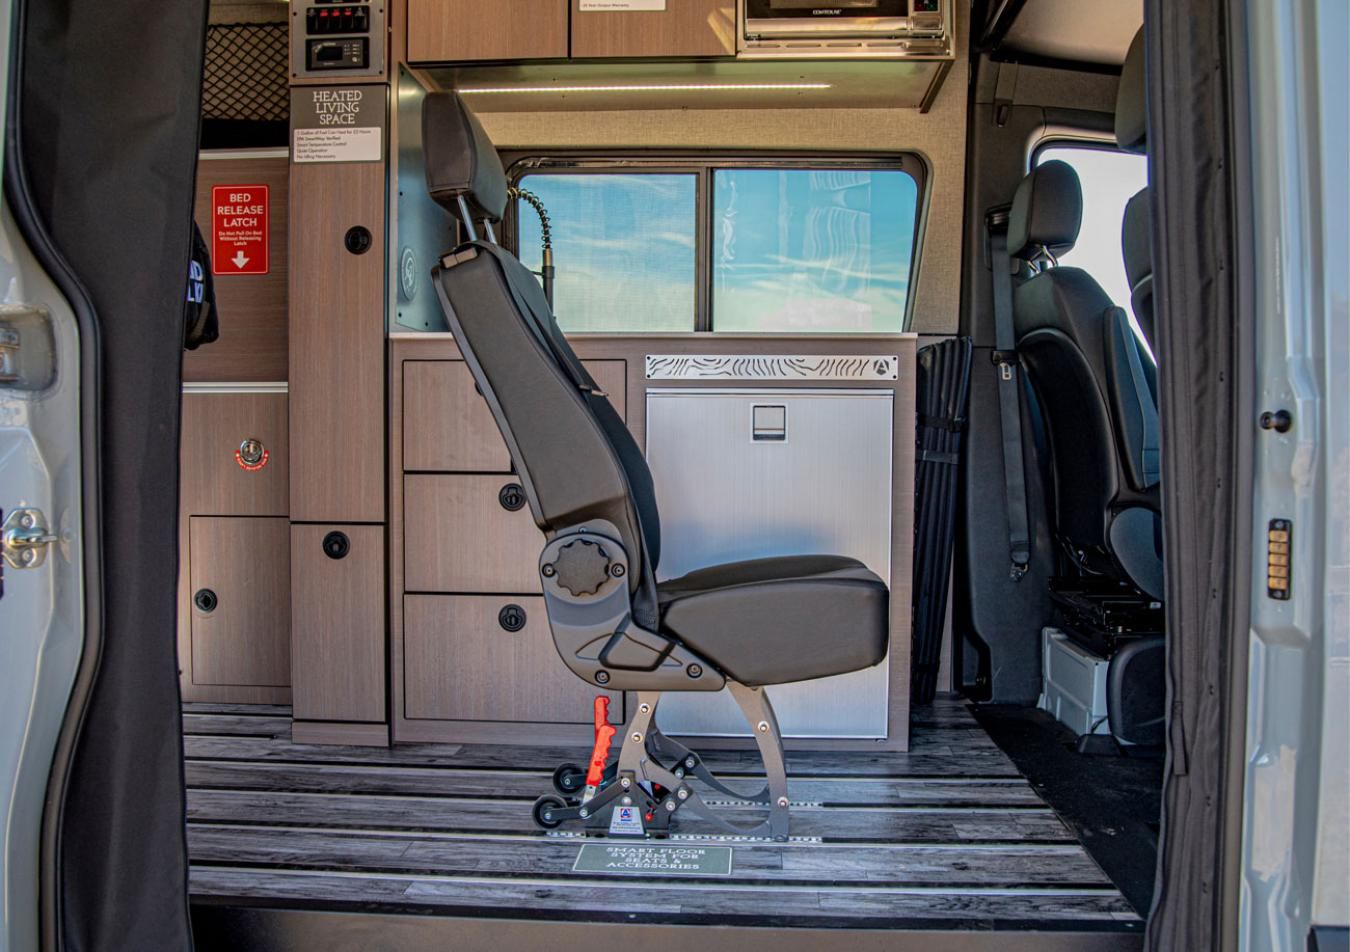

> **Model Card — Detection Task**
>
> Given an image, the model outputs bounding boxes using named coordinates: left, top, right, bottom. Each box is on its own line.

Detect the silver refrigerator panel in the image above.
left=645, top=388, right=894, bottom=738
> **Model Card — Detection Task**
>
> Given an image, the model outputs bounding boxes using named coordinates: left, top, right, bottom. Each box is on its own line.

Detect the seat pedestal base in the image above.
left=533, top=682, right=790, bottom=841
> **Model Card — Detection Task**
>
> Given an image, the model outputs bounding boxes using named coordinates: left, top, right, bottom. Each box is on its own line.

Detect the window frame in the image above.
left=501, top=151, right=929, bottom=334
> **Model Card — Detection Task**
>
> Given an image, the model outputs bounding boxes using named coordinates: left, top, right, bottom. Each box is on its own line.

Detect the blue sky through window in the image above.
left=518, top=166, right=919, bottom=333
left=519, top=173, right=697, bottom=333
left=714, top=169, right=917, bottom=332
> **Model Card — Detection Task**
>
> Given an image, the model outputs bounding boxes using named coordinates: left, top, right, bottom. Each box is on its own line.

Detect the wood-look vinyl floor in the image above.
left=182, top=698, right=1142, bottom=932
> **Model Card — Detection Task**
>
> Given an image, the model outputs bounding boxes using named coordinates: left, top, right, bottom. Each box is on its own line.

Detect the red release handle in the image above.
left=586, top=696, right=616, bottom=788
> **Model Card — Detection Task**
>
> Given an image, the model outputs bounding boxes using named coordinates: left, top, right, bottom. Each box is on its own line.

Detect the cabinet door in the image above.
left=570, top=0, right=735, bottom=58
left=189, top=517, right=291, bottom=688
left=404, top=474, right=544, bottom=593
left=407, top=0, right=569, bottom=63
left=291, top=524, right=386, bottom=722
left=403, top=595, right=618, bottom=722
left=289, top=155, right=385, bottom=523
left=181, top=392, right=288, bottom=517
left=403, top=359, right=627, bottom=473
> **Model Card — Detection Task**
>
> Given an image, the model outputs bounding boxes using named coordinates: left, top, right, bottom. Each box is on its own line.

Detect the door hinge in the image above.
left=2, top=507, right=59, bottom=570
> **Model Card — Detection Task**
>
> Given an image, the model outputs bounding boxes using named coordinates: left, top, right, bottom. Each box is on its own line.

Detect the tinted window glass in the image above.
left=712, top=168, right=918, bottom=333
left=518, top=173, right=697, bottom=333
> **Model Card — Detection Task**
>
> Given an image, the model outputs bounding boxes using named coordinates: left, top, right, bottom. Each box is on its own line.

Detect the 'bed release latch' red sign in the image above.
left=212, top=185, right=269, bottom=275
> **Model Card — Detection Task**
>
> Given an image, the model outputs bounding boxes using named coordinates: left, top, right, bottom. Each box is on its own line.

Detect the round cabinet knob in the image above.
left=498, top=483, right=527, bottom=512
left=193, top=588, right=218, bottom=613
left=498, top=604, right=527, bottom=632
left=235, top=437, right=269, bottom=472
left=322, top=531, right=351, bottom=560
left=552, top=539, right=612, bottom=598
left=344, top=225, right=373, bottom=255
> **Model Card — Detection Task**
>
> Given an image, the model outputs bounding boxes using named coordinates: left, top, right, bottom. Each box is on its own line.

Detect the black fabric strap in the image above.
left=919, top=449, right=960, bottom=465
left=918, top=412, right=966, bottom=433
left=990, top=226, right=1031, bottom=580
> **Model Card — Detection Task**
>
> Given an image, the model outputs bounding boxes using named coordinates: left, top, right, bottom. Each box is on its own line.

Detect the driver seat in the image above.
left=422, top=92, right=889, bottom=841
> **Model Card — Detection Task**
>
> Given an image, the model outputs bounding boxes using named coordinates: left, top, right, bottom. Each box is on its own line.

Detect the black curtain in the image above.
left=6, top=0, right=208, bottom=948
left=1144, top=0, right=1255, bottom=948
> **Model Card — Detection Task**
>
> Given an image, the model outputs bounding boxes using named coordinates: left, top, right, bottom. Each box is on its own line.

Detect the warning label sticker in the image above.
left=608, top=805, right=646, bottom=836
left=211, top=185, right=269, bottom=275
left=292, top=86, right=384, bottom=164
left=573, top=844, right=734, bottom=877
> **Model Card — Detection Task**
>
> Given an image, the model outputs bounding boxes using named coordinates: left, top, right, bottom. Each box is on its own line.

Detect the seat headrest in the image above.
left=422, top=92, right=508, bottom=222
left=1115, top=27, right=1147, bottom=153
left=1121, top=187, right=1152, bottom=290
left=1008, top=160, right=1082, bottom=261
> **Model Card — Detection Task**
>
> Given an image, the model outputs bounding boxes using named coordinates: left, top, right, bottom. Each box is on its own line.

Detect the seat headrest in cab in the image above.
left=1007, top=160, right=1083, bottom=261
left=422, top=92, right=508, bottom=222
left=1115, top=28, right=1147, bottom=153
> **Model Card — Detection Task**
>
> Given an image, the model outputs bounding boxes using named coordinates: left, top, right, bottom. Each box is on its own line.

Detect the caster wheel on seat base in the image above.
left=532, top=795, right=568, bottom=830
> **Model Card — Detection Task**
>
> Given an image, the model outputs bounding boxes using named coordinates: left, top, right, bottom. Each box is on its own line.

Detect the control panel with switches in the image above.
left=291, top=0, right=385, bottom=79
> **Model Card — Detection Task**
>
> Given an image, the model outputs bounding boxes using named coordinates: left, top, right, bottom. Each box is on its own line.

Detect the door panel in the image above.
left=180, top=391, right=288, bottom=516
left=290, top=524, right=386, bottom=722
left=188, top=517, right=290, bottom=687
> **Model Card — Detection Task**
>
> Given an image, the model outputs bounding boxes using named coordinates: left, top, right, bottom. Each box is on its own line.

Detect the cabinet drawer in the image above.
left=403, top=595, right=618, bottom=723
left=403, top=359, right=627, bottom=473
left=181, top=392, right=288, bottom=516
left=189, top=517, right=290, bottom=687
left=404, top=474, right=544, bottom=593
left=407, top=0, right=569, bottom=63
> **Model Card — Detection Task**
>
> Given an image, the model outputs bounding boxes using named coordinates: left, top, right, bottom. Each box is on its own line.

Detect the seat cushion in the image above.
left=657, top=555, right=889, bottom=687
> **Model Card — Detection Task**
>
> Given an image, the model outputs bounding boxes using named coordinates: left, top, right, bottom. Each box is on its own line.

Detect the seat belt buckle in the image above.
left=991, top=349, right=1018, bottom=381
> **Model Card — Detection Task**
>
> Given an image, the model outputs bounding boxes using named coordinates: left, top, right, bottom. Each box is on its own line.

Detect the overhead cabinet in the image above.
left=406, top=0, right=570, bottom=64
left=405, top=0, right=735, bottom=64
left=570, top=0, right=736, bottom=59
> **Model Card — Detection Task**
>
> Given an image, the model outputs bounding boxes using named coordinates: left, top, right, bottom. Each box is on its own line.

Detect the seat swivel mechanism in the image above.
left=537, top=522, right=724, bottom=692
left=532, top=522, right=791, bottom=841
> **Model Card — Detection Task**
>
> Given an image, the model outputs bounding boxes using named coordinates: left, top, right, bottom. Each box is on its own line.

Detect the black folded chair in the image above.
left=422, top=92, right=890, bottom=841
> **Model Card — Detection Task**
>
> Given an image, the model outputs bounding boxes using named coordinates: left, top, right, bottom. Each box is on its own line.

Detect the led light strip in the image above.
left=458, top=82, right=833, bottom=95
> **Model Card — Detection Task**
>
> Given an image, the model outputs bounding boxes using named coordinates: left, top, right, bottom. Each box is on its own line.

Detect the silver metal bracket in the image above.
left=0, top=324, right=18, bottom=384
left=2, top=508, right=58, bottom=569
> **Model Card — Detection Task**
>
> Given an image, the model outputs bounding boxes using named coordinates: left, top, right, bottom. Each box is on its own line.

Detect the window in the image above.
left=513, top=159, right=923, bottom=334
left=713, top=169, right=918, bottom=333
left=1035, top=145, right=1148, bottom=310
left=517, top=173, right=697, bottom=334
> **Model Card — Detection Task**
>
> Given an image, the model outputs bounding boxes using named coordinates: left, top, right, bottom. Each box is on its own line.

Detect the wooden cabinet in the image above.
left=178, top=391, right=291, bottom=704
left=570, top=0, right=735, bottom=59
left=391, top=341, right=630, bottom=743
left=187, top=518, right=291, bottom=689
left=291, top=524, right=386, bottom=726
left=403, top=595, right=618, bottom=722
left=407, top=0, right=569, bottom=64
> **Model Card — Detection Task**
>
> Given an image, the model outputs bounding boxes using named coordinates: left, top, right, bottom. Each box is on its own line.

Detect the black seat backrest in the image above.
left=1116, top=28, right=1156, bottom=354
left=1008, top=162, right=1159, bottom=578
left=422, top=92, right=662, bottom=628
